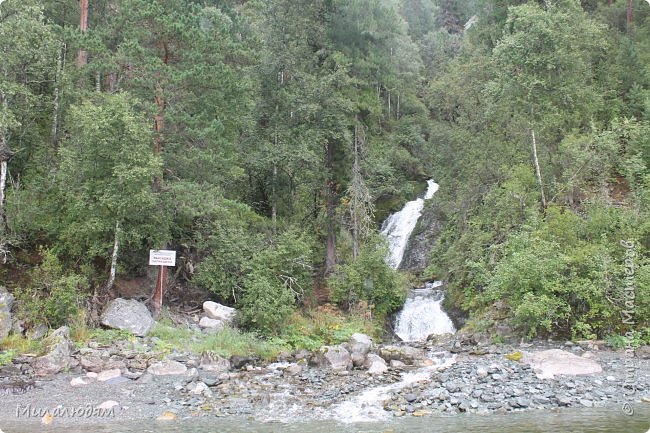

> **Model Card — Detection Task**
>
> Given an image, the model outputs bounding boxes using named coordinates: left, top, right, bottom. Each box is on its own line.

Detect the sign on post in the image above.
left=149, top=249, right=176, bottom=316
left=149, top=250, right=176, bottom=267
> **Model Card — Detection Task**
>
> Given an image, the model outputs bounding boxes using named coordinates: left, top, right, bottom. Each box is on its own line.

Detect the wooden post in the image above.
left=149, top=249, right=175, bottom=316
left=152, top=265, right=166, bottom=316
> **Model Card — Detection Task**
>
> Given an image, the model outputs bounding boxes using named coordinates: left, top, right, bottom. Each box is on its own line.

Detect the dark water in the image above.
left=3, top=405, right=649, bottom=433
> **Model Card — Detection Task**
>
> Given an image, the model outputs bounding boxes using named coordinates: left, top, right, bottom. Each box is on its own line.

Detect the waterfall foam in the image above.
left=331, top=352, right=456, bottom=423
left=380, top=179, right=438, bottom=269
left=394, top=281, right=456, bottom=341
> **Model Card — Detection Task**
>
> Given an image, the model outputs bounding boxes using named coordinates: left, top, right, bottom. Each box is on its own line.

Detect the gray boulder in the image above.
left=635, top=346, right=650, bottom=359
left=314, top=345, right=352, bottom=370
left=364, top=353, right=388, bottom=375
left=521, top=349, right=602, bottom=379
left=348, top=333, right=372, bottom=356
left=33, top=326, right=76, bottom=376
left=378, top=345, right=427, bottom=365
left=0, top=286, right=14, bottom=339
left=198, top=316, right=224, bottom=332
left=199, top=352, right=231, bottom=372
left=148, top=360, right=188, bottom=376
left=203, top=301, right=236, bottom=325
left=100, top=298, right=154, bottom=336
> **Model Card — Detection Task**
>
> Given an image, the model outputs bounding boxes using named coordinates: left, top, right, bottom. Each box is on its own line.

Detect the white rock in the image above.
left=96, top=400, right=119, bottom=410
left=203, top=301, right=236, bottom=324
left=348, top=333, right=372, bottom=356
left=70, top=377, right=88, bottom=387
left=97, top=368, right=122, bottom=382
left=316, top=345, right=353, bottom=371
left=521, top=349, right=602, bottom=379
left=148, top=360, right=188, bottom=376
left=365, top=354, right=388, bottom=375
left=187, top=382, right=209, bottom=395
left=199, top=352, right=230, bottom=372
left=86, top=372, right=98, bottom=379
left=100, top=298, right=154, bottom=336
left=198, top=316, right=224, bottom=330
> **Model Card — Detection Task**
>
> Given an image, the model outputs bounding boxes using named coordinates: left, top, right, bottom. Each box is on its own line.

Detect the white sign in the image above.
left=149, top=250, right=176, bottom=266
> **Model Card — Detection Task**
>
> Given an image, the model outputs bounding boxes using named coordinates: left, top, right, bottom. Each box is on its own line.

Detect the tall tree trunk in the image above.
left=106, top=220, right=120, bottom=295
left=627, top=0, right=633, bottom=33
left=396, top=92, right=401, bottom=120
left=51, top=44, right=66, bottom=147
left=153, top=89, right=165, bottom=192
left=0, top=91, right=13, bottom=230
left=106, top=72, right=118, bottom=93
left=531, top=129, right=547, bottom=210
left=272, top=105, right=279, bottom=232
left=351, top=126, right=359, bottom=261
left=0, top=159, right=7, bottom=230
left=387, top=90, right=391, bottom=119
left=272, top=162, right=277, bottom=232
left=325, top=139, right=337, bottom=276
left=78, top=0, right=88, bottom=67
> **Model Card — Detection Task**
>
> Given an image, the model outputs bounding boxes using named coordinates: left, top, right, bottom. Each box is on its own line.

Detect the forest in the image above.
left=0, top=0, right=648, bottom=346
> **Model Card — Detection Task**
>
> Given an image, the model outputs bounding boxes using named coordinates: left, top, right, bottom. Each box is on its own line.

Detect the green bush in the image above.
left=196, top=224, right=314, bottom=335
left=328, top=236, right=406, bottom=317
left=15, top=249, right=85, bottom=328
left=239, top=230, right=314, bottom=334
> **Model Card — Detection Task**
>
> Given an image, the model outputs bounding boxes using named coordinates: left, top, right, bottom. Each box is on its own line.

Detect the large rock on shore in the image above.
left=348, top=333, right=372, bottom=356
left=364, top=353, right=388, bottom=375
left=0, top=286, right=14, bottom=339
left=100, top=298, right=154, bottom=336
left=148, top=360, right=188, bottom=376
left=521, top=349, right=602, bottom=379
left=347, top=333, right=372, bottom=367
left=313, top=345, right=353, bottom=370
left=199, top=352, right=230, bottom=372
left=33, top=326, right=76, bottom=376
left=378, top=345, right=427, bottom=365
left=203, top=301, right=236, bottom=325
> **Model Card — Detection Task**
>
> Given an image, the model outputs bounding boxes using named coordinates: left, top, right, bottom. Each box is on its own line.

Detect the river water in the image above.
left=3, top=405, right=649, bottom=432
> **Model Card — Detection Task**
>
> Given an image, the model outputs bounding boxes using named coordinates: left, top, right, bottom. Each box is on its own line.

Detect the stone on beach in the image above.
left=33, top=326, right=76, bottom=377
left=148, top=360, right=188, bottom=376
left=203, top=301, right=236, bottom=325
left=100, top=298, right=154, bottom=336
left=0, top=286, right=14, bottom=339
left=520, top=349, right=602, bottom=379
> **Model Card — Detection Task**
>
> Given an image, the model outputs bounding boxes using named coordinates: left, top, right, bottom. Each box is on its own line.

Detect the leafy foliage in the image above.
left=14, top=249, right=85, bottom=328
left=328, top=235, right=406, bottom=317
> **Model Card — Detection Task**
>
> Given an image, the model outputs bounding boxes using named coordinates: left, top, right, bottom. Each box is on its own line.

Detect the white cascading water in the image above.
left=380, top=179, right=439, bottom=269
left=394, top=281, right=455, bottom=341
left=332, top=352, right=455, bottom=423
left=380, top=179, right=455, bottom=341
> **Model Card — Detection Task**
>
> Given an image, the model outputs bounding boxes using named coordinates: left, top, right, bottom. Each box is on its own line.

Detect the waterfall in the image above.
left=380, top=179, right=439, bottom=269
left=394, top=281, right=455, bottom=341
left=381, top=179, right=456, bottom=341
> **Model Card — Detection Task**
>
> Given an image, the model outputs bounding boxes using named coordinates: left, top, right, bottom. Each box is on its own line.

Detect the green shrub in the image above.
left=328, top=236, right=406, bottom=317
left=15, top=249, right=85, bottom=328
left=239, top=230, right=314, bottom=334
left=513, top=293, right=570, bottom=338
left=0, top=350, right=16, bottom=366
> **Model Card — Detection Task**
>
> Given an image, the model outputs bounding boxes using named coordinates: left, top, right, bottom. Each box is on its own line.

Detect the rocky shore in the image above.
left=1, top=328, right=649, bottom=427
